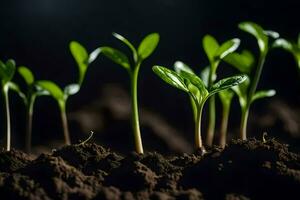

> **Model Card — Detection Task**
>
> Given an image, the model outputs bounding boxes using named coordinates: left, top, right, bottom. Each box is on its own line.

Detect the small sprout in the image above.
left=202, top=35, right=240, bottom=146
left=99, top=33, right=160, bottom=154
left=18, top=66, right=49, bottom=153
left=273, top=33, right=300, bottom=71
left=224, top=21, right=277, bottom=140
left=36, top=41, right=100, bottom=145
left=262, top=132, right=268, bottom=143
left=78, top=131, right=94, bottom=146
left=0, top=59, right=26, bottom=151
left=153, top=65, right=246, bottom=151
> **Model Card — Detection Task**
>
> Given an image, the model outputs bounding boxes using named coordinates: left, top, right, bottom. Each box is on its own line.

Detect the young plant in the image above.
left=36, top=41, right=100, bottom=145
left=99, top=33, right=160, bottom=154
left=18, top=66, right=49, bottom=153
left=224, top=22, right=278, bottom=140
left=153, top=65, right=246, bottom=152
left=202, top=35, right=240, bottom=146
left=273, top=33, right=300, bottom=71
left=0, top=59, right=26, bottom=151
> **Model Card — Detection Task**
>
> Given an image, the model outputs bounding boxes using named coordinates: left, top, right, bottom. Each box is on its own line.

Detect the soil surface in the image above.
left=1, top=138, right=300, bottom=200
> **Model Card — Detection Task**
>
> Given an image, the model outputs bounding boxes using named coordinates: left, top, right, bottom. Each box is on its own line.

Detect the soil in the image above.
left=1, top=138, right=300, bottom=200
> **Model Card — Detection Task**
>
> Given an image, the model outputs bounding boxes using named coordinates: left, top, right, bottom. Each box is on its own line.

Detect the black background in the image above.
left=0, top=0, right=299, bottom=152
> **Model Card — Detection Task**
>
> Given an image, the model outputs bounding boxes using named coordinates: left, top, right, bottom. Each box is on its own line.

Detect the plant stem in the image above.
left=240, top=53, right=266, bottom=140
left=206, top=63, right=217, bottom=146
left=3, top=88, right=11, bottom=151
left=219, top=102, right=230, bottom=148
left=25, top=95, right=36, bottom=153
left=247, top=54, right=266, bottom=105
left=130, top=63, right=144, bottom=154
left=206, top=96, right=215, bottom=146
left=240, top=107, right=249, bottom=140
left=195, top=104, right=204, bottom=150
left=59, top=102, right=71, bottom=145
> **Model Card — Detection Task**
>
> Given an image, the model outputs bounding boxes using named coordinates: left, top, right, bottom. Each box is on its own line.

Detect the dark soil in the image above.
left=1, top=138, right=300, bottom=200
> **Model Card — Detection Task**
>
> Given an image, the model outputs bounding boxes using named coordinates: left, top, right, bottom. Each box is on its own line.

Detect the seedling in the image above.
left=202, top=35, right=240, bottom=146
left=99, top=33, right=160, bottom=154
left=153, top=65, right=246, bottom=151
left=273, top=33, right=300, bottom=71
left=224, top=22, right=277, bottom=140
left=18, top=66, right=49, bottom=153
left=0, top=59, right=26, bottom=151
left=36, top=41, right=100, bottom=145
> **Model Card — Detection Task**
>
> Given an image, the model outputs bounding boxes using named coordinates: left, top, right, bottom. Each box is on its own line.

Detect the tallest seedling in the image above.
left=100, top=33, right=160, bottom=154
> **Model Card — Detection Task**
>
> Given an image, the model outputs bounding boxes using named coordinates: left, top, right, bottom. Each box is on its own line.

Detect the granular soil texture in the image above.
left=0, top=138, right=299, bottom=200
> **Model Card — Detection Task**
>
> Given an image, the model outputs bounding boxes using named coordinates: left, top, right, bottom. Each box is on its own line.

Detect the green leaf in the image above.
left=0, top=59, right=16, bottom=83
left=100, top=47, right=131, bottom=70
left=18, top=66, right=35, bottom=85
left=174, top=61, right=194, bottom=74
left=70, top=41, right=89, bottom=84
left=224, top=50, right=255, bottom=74
left=152, top=65, right=189, bottom=92
left=215, top=38, right=240, bottom=59
left=232, top=77, right=250, bottom=109
left=251, top=89, right=276, bottom=103
left=88, top=48, right=101, bottom=64
left=298, top=33, right=300, bottom=47
left=200, top=66, right=214, bottom=87
left=64, top=84, right=80, bottom=96
left=264, top=30, right=280, bottom=39
left=113, top=32, right=138, bottom=61
left=180, top=71, right=208, bottom=98
left=209, top=75, right=247, bottom=96
left=138, top=33, right=160, bottom=60
left=203, top=34, right=219, bottom=63
left=273, top=38, right=293, bottom=52
left=36, top=80, right=64, bottom=101
left=7, top=81, right=27, bottom=103
left=239, top=22, right=268, bottom=54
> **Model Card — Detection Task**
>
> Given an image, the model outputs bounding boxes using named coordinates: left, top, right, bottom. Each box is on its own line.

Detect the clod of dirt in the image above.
left=52, top=143, right=123, bottom=176
left=20, top=154, right=101, bottom=200
left=104, top=159, right=158, bottom=191
left=0, top=173, right=50, bottom=200
left=0, top=149, right=31, bottom=173
left=93, top=186, right=121, bottom=200
left=180, top=138, right=300, bottom=199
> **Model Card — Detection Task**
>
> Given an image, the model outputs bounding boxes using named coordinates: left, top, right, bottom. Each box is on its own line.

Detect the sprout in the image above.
left=99, top=33, right=160, bottom=154
left=0, top=59, right=26, bottom=151
left=202, top=35, right=240, bottom=146
left=18, top=66, right=49, bottom=153
left=224, top=22, right=277, bottom=140
left=153, top=65, right=246, bottom=152
left=36, top=41, right=100, bottom=145
left=273, top=33, right=300, bottom=72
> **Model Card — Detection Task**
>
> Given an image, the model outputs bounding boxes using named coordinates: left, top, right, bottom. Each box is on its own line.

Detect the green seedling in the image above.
left=36, top=41, right=100, bottom=145
left=224, top=22, right=277, bottom=140
left=99, top=33, right=160, bottom=154
left=273, top=33, right=300, bottom=71
left=153, top=65, right=246, bottom=152
left=202, top=35, right=240, bottom=146
left=18, top=66, right=49, bottom=153
left=0, top=59, right=26, bottom=151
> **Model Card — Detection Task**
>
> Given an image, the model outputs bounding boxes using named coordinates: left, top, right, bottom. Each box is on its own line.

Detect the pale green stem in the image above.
left=130, top=62, right=144, bottom=154
left=25, top=95, right=36, bottom=153
left=206, top=64, right=217, bottom=146
left=240, top=107, right=249, bottom=140
left=219, top=102, right=231, bottom=148
left=4, top=88, right=11, bottom=151
left=59, top=102, right=71, bottom=145
left=241, top=53, right=266, bottom=139
left=195, top=104, right=204, bottom=150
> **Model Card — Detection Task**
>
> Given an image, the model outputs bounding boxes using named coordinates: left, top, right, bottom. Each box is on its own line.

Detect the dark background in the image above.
left=0, top=0, right=299, bottom=153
